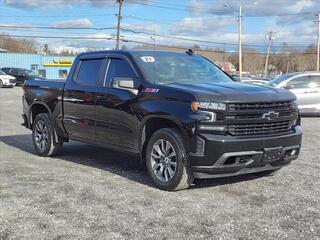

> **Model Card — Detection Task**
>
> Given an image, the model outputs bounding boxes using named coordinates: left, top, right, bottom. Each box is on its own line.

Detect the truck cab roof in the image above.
left=76, top=50, right=194, bottom=59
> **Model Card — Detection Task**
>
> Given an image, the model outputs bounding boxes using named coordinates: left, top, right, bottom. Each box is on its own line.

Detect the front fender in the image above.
left=136, top=99, right=199, bottom=155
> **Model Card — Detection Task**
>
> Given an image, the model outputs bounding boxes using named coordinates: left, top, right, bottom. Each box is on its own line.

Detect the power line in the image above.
left=120, top=28, right=316, bottom=48
left=0, top=13, right=116, bottom=18
left=0, top=28, right=100, bottom=35
left=1, top=1, right=318, bottom=17
left=137, top=0, right=318, bottom=17
left=115, top=0, right=319, bottom=17
left=0, top=25, right=116, bottom=30
left=0, top=34, right=115, bottom=40
left=1, top=34, right=318, bottom=56
left=1, top=18, right=317, bottom=37
left=0, top=25, right=316, bottom=48
left=124, top=39, right=318, bottom=55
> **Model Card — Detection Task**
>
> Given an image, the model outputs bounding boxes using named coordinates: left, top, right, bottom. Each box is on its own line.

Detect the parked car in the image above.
left=0, top=70, right=16, bottom=88
left=22, top=50, right=302, bottom=191
left=1, top=67, right=45, bottom=85
left=267, top=72, right=320, bottom=116
left=242, top=79, right=268, bottom=85
left=231, top=75, right=268, bottom=85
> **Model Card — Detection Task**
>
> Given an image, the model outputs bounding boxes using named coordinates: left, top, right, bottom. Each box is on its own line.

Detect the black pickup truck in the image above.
left=22, top=50, right=302, bottom=190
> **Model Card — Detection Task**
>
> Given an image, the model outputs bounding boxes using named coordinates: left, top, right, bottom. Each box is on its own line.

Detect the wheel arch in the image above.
left=139, top=116, right=188, bottom=164
left=29, top=102, right=62, bottom=144
left=29, top=101, right=52, bottom=128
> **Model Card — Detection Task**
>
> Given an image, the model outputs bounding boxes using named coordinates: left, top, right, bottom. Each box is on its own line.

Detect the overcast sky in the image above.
left=0, top=0, right=319, bottom=53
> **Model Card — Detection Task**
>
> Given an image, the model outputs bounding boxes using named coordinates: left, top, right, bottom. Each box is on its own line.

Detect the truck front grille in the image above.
left=228, top=120, right=294, bottom=136
left=229, top=101, right=296, bottom=111
left=225, top=100, right=298, bottom=137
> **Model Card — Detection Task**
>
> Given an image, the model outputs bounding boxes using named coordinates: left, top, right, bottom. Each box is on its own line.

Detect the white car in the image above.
left=267, top=72, right=320, bottom=116
left=0, top=70, right=16, bottom=88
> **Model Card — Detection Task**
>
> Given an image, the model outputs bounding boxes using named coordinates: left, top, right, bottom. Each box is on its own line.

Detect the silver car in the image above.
left=267, top=72, right=320, bottom=116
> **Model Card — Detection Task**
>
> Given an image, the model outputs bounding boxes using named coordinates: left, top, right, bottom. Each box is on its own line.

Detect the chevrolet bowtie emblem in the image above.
left=262, top=111, right=280, bottom=120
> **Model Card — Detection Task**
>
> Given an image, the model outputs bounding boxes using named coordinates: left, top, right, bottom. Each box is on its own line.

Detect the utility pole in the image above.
left=238, top=5, right=243, bottom=81
left=264, top=31, right=275, bottom=78
left=316, top=12, right=320, bottom=71
left=116, top=0, right=123, bottom=50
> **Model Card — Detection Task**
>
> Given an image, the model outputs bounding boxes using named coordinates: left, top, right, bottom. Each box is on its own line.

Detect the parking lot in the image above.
left=0, top=87, right=319, bottom=240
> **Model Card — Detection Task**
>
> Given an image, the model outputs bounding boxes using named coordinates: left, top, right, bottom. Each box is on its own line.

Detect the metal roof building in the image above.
left=0, top=52, right=75, bottom=80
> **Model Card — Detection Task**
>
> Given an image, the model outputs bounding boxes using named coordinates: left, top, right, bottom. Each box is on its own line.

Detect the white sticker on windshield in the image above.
left=141, top=56, right=155, bottom=63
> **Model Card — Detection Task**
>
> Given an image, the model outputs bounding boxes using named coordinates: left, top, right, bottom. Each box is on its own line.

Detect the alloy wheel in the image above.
left=151, top=139, right=177, bottom=182
left=34, top=120, right=48, bottom=152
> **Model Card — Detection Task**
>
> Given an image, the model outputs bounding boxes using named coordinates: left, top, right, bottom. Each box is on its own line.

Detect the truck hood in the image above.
left=167, top=82, right=296, bottom=103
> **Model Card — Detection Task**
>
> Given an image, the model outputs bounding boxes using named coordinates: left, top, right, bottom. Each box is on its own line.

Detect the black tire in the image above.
left=146, top=128, right=193, bottom=191
left=0, top=80, right=3, bottom=88
left=32, top=113, right=63, bottom=157
left=254, top=169, right=280, bottom=177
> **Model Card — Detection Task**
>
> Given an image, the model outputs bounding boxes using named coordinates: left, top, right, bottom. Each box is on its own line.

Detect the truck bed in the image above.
left=23, top=79, right=67, bottom=138
left=25, top=79, right=66, bottom=90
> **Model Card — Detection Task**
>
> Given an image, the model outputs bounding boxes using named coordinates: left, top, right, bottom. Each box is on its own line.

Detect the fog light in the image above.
left=199, top=125, right=226, bottom=131
left=291, top=149, right=297, bottom=156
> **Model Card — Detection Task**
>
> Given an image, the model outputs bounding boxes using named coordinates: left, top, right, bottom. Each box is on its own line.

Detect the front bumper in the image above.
left=2, top=81, right=16, bottom=87
left=190, top=126, right=302, bottom=178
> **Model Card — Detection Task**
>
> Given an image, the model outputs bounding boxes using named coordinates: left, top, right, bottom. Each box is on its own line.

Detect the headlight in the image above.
left=191, top=101, right=226, bottom=111
left=191, top=101, right=225, bottom=123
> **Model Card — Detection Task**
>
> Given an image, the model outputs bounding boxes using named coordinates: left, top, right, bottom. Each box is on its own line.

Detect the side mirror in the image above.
left=112, top=77, right=138, bottom=95
left=284, top=85, right=293, bottom=90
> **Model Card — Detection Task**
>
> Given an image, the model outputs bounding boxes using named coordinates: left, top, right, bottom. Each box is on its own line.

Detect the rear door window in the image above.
left=75, top=59, right=104, bottom=86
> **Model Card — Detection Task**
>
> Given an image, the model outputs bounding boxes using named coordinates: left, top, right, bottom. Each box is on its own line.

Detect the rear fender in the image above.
left=29, top=101, right=60, bottom=143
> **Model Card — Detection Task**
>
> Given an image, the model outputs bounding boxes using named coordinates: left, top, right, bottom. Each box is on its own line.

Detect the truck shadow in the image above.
left=0, top=134, right=262, bottom=190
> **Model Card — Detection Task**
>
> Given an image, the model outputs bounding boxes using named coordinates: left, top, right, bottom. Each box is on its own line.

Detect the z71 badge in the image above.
left=142, top=88, right=159, bottom=93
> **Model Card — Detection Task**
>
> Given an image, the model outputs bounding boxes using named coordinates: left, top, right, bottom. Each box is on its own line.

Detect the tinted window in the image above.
left=59, top=70, right=68, bottom=79
left=10, top=68, right=19, bottom=74
left=24, top=69, right=39, bottom=77
left=38, top=69, right=46, bottom=78
left=76, top=59, right=103, bottom=86
left=106, top=58, right=136, bottom=86
left=1, top=68, right=10, bottom=74
left=309, top=75, right=320, bottom=87
left=132, top=53, right=231, bottom=84
left=267, top=73, right=298, bottom=87
left=288, top=76, right=310, bottom=89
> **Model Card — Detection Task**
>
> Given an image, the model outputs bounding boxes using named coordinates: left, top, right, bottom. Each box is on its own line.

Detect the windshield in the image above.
left=24, top=70, right=39, bottom=77
left=132, top=52, right=232, bottom=84
left=267, top=73, right=297, bottom=87
left=0, top=70, right=5, bottom=75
